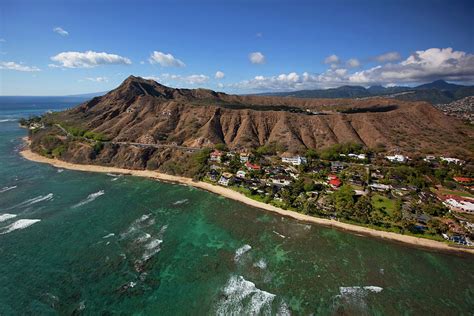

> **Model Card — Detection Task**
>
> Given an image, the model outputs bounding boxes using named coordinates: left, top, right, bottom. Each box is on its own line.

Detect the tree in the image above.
left=352, top=195, right=372, bottom=223
left=331, top=185, right=355, bottom=218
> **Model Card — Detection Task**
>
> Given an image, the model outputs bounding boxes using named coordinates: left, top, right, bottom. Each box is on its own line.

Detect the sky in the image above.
left=0, top=0, right=473, bottom=96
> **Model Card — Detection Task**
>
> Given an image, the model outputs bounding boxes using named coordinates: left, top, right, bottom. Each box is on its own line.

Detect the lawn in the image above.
left=371, top=194, right=396, bottom=215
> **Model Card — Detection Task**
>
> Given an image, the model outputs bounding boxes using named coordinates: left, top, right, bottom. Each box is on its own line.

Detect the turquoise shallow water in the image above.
left=0, top=101, right=473, bottom=315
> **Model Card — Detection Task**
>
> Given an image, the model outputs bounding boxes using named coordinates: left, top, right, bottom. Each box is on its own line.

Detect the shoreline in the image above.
left=19, top=148, right=474, bottom=255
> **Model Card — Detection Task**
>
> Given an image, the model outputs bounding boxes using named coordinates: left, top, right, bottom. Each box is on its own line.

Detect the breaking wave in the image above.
left=0, top=213, right=17, bottom=222
left=172, top=199, right=189, bottom=205
left=0, top=119, right=16, bottom=123
left=254, top=259, right=267, bottom=270
left=72, top=190, right=104, bottom=209
left=234, top=244, right=252, bottom=262
left=0, top=219, right=41, bottom=235
left=0, top=186, right=17, bottom=193
left=102, top=233, right=115, bottom=239
left=216, top=275, right=276, bottom=315
left=10, top=193, right=53, bottom=209
left=334, top=285, right=383, bottom=312
left=142, top=225, right=167, bottom=261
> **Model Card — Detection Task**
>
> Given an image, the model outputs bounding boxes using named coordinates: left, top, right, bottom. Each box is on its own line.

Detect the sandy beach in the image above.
left=20, top=148, right=474, bottom=255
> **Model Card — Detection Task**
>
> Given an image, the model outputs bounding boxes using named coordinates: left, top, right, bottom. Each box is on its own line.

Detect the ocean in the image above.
left=0, top=97, right=473, bottom=315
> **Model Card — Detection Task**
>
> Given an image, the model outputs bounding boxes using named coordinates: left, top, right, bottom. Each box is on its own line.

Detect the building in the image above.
left=245, top=161, right=261, bottom=171
left=329, top=178, right=342, bottom=189
left=218, top=172, right=233, bottom=186
left=331, top=161, right=345, bottom=172
left=369, top=183, right=392, bottom=192
left=348, top=153, right=367, bottom=160
left=453, top=177, right=474, bottom=185
left=240, top=152, right=251, bottom=163
left=271, top=176, right=292, bottom=187
left=236, top=170, right=247, bottom=178
left=210, top=150, right=223, bottom=163
left=385, top=155, right=408, bottom=163
left=281, top=155, right=307, bottom=166
left=442, top=195, right=474, bottom=213
left=440, top=157, right=464, bottom=165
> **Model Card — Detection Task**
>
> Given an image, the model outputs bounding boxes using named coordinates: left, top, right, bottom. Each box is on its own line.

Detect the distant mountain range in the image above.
left=256, top=80, right=474, bottom=104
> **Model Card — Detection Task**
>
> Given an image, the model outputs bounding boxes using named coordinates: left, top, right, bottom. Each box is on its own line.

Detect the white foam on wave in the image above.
left=273, top=231, right=286, bottom=238
left=339, top=286, right=383, bottom=295
left=10, top=193, right=53, bottom=209
left=172, top=199, right=189, bottom=205
left=142, top=225, right=167, bottom=261
left=0, top=213, right=17, bottom=222
left=335, top=285, right=383, bottom=311
left=0, top=219, right=41, bottom=235
left=102, top=233, right=115, bottom=239
left=57, top=169, right=64, bottom=173
left=234, top=244, right=252, bottom=262
left=216, top=275, right=275, bottom=315
left=0, top=119, right=16, bottom=123
left=120, top=213, right=154, bottom=238
left=253, top=259, right=267, bottom=270
left=72, top=190, right=104, bottom=209
left=0, top=186, right=17, bottom=193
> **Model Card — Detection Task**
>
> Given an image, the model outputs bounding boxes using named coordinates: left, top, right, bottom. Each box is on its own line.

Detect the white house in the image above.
left=218, top=172, right=233, bottom=186
left=348, top=153, right=367, bottom=160
left=385, top=155, right=408, bottom=163
left=369, top=183, right=392, bottom=192
left=271, top=176, right=292, bottom=187
left=440, top=157, right=464, bottom=165
left=240, top=152, right=250, bottom=163
left=443, top=198, right=474, bottom=213
left=281, top=155, right=307, bottom=166
left=236, top=170, right=246, bottom=178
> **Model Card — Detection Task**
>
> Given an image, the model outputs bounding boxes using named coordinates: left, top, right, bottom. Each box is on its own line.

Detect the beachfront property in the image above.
left=218, top=172, right=233, bottom=186
left=281, top=155, right=307, bottom=166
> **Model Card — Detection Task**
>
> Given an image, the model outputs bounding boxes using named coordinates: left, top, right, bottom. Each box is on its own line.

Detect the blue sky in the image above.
left=0, top=0, right=473, bottom=95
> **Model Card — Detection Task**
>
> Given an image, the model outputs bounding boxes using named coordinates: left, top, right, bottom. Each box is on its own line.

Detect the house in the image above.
left=329, top=178, right=342, bottom=189
left=348, top=153, right=367, bottom=160
left=442, top=195, right=474, bottom=213
left=423, top=155, right=436, bottom=162
left=453, top=177, right=474, bottom=185
left=440, top=157, right=464, bottom=165
left=218, top=172, right=233, bottom=186
left=245, top=161, right=261, bottom=171
left=271, top=176, right=292, bottom=187
left=369, top=183, right=392, bottom=192
left=331, top=161, right=345, bottom=172
left=385, top=154, right=408, bottom=163
left=236, top=170, right=247, bottom=178
left=281, top=155, right=307, bottom=166
left=240, top=152, right=251, bottom=163
left=210, top=150, right=223, bottom=163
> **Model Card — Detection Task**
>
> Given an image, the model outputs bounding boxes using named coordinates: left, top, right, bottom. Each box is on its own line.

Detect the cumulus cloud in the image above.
left=0, top=61, right=40, bottom=72
left=324, top=54, right=340, bottom=64
left=349, top=47, right=474, bottom=84
left=86, top=76, right=108, bottom=82
left=215, top=71, right=225, bottom=79
left=249, top=52, right=265, bottom=64
left=53, top=27, right=69, bottom=36
left=231, top=47, right=474, bottom=92
left=50, top=51, right=131, bottom=68
left=346, top=58, right=360, bottom=68
left=144, top=73, right=209, bottom=85
left=148, top=51, right=185, bottom=67
left=374, top=51, right=401, bottom=63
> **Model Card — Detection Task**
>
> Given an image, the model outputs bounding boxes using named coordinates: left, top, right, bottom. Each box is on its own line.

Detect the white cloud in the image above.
left=148, top=51, right=185, bottom=67
left=0, top=61, right=40, bottom=72
left=144, top=73, right=209, bottom=85
left=50, top=51, right=131, bottom=68
left=86, top=76, right=108, bottom=82
left=249, top=52, right=265, bottom=64
left=231, top=47, right=474, bottom=92
left=215, top=71, right=225, bottom=79
left=349, top=47, right=474, bottom=84
left=53, top=27, right=69, bottom=36
left=324, top=54, right=339, bottom=64
left=347, top=58, right=360, bottom=68
left=374, top=51, right=401, bottom=63
left=217, top=83, right=224, bottom=88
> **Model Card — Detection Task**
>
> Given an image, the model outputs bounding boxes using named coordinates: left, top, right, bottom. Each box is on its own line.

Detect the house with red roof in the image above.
left=210, top=150, right=223, bottom=163
left=245, top=161, right=261, bottom=171
left=453, top=177, right=474, bottom=185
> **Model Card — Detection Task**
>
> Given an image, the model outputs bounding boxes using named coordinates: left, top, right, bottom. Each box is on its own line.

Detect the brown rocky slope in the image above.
left=31, top=76, right=474, bottom=171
